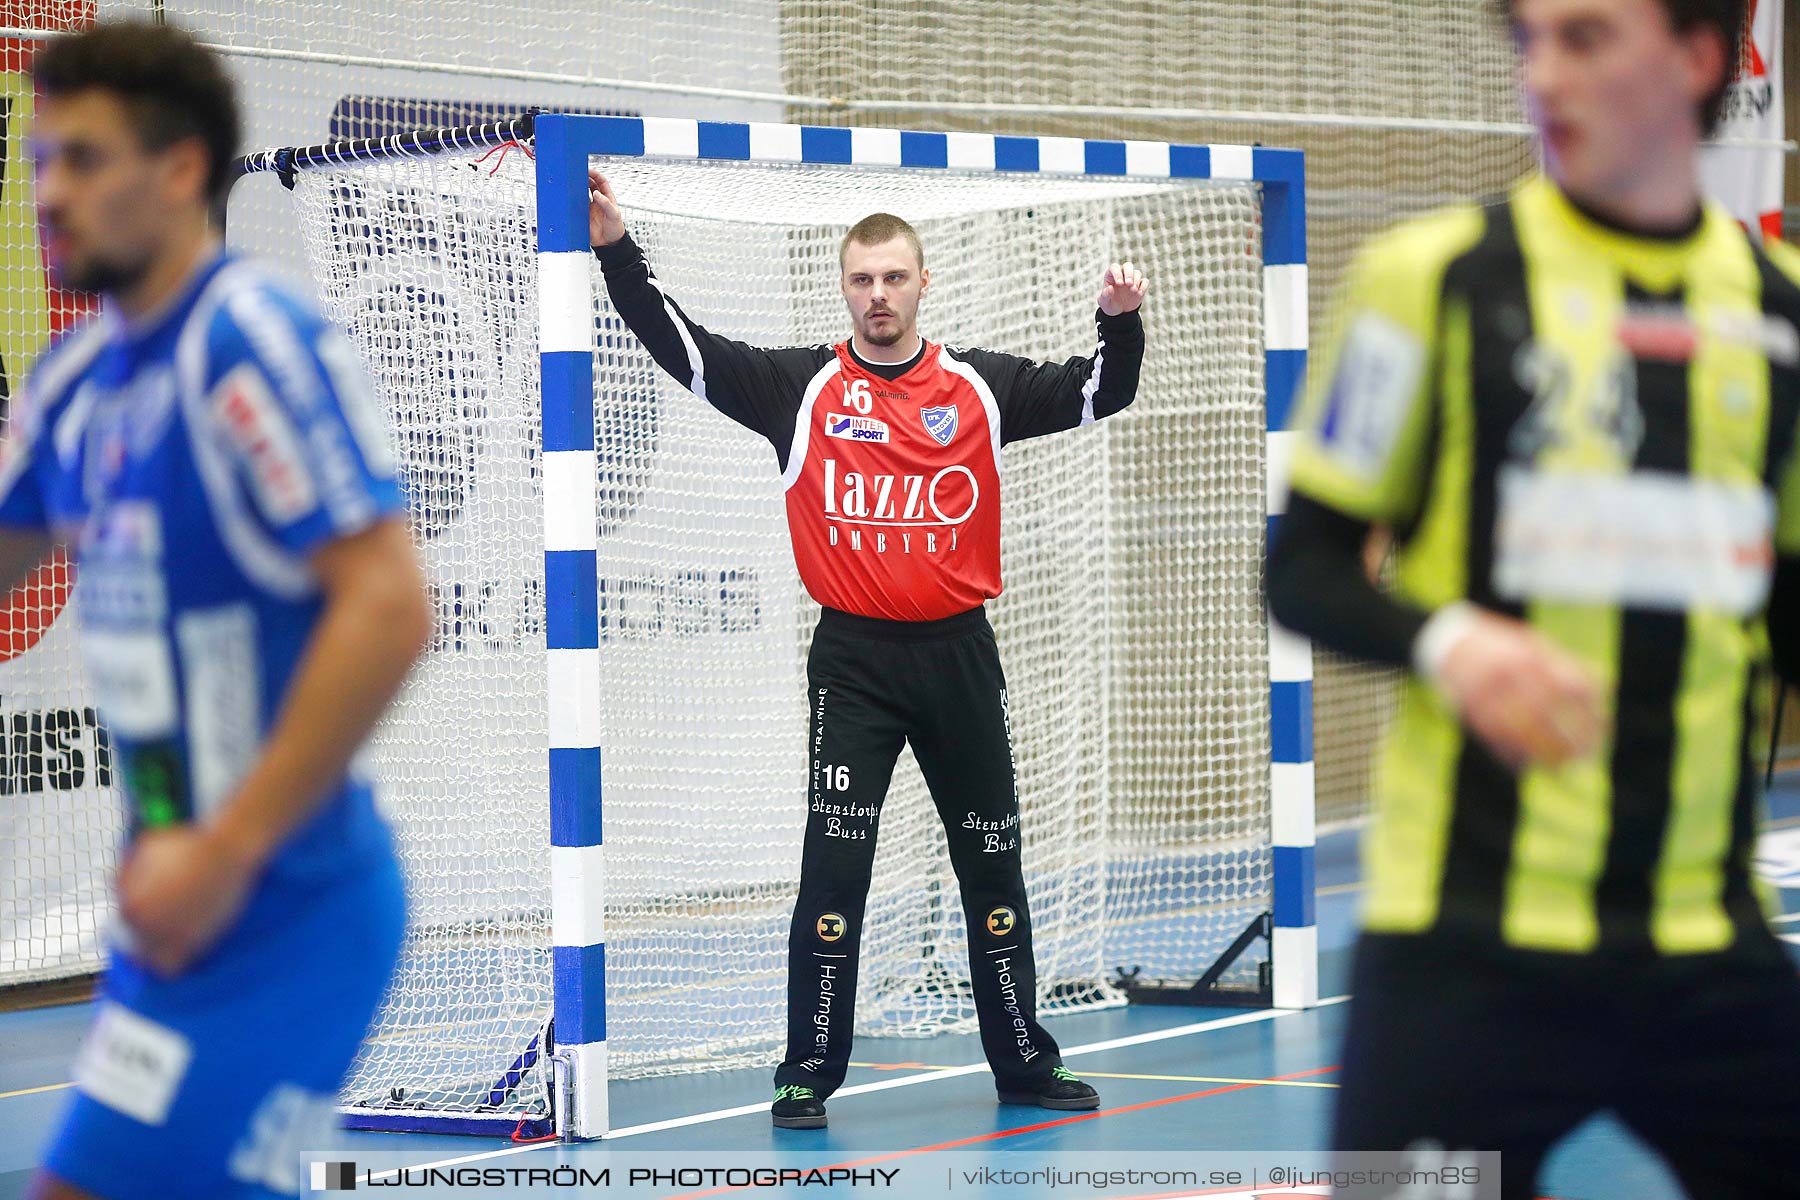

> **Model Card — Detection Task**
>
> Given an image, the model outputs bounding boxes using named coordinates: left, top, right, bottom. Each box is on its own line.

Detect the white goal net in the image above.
left=1, top=0, right=1529, bottom=995
left=282, top=139, right=1271, bottom=1122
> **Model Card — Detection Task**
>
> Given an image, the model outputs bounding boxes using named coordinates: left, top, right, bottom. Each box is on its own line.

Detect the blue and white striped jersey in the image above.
left=0, top=252, right=404, bottom=880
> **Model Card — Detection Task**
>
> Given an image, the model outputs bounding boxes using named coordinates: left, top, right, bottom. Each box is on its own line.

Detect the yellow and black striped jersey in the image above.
left=1288, top=174, right=1800, bottom=956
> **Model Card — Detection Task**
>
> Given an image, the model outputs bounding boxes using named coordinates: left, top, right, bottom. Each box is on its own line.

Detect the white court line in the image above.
left=355, top=994, right=1353, bottom=1179
left=1055, top=996, right=1348, bottom=1063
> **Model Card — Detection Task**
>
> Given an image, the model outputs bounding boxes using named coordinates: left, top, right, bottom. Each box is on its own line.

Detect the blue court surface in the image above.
left=6, top=778, right=1800, bottom=1200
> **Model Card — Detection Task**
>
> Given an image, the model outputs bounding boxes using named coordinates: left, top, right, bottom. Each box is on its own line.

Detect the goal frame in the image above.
left=533, top=112, right=1315, bottom=1140
left=237, top=110, right=1314, bottom=1142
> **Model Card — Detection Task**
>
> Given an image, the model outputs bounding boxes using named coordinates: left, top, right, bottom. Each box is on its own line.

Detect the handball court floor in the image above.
left=5, top=779, right=1800, bottom=1199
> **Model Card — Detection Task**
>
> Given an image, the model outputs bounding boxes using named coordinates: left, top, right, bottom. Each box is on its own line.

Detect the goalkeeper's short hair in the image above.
left=841, top=213, right=925, bottom=271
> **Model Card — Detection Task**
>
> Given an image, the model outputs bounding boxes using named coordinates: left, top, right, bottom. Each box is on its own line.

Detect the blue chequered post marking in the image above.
left=536, top=115, right=608, bottom=1138
left=1258, top=148, right=1317, bottom=1010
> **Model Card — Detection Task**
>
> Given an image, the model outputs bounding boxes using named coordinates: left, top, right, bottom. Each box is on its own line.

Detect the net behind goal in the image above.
left=255, top=114, right=1312, bottom=1139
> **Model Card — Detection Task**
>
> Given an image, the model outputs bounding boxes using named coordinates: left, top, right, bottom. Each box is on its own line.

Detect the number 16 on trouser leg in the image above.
left=911, top=630, right=1100, bottom=1111
left=772, top=639, right=906, bottom=1128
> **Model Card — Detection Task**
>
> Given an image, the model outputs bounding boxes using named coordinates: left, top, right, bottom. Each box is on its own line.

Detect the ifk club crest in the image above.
left=920, top=405, right=958, bottom=446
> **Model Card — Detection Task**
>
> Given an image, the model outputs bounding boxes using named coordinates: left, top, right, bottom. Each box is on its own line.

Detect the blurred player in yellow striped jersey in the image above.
left=1271, top=1, right=1800, bottom=1196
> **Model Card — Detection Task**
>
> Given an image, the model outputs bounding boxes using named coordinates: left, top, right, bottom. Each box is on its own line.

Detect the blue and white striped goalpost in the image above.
left=1259, top=153, right=1318, bottom=1015
left=530, top=113, right=1314, bottom=1139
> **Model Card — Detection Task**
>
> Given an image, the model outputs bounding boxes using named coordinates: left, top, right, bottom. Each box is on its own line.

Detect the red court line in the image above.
left=665, top=1065, right=1340, bottom=1200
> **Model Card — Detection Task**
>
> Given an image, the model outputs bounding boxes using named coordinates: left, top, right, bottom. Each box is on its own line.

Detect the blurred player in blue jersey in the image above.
left=13, top=21, right=432, bottom=1200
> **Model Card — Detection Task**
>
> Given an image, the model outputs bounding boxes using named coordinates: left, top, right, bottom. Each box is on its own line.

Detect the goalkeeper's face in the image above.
left=841, top=237, right=929, bottom=350
left=33, top=88, right=207, bottom=296
left=1512, top=0, right=1729, bottom=202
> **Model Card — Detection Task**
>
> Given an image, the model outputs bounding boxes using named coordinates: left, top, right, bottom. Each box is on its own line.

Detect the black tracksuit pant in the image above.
left=774, top=604, right=1065, bottom=1097
left=1332, top=931, right=1800, bottom=1200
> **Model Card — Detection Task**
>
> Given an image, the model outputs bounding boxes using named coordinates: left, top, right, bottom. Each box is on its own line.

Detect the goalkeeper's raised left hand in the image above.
left=1098, top=262, right=1147, bottom=316
left=588, top=169, right=626, bottom=248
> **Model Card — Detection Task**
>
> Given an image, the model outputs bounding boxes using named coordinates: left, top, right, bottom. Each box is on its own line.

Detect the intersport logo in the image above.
left=824, top=414, right=890, bottom=444
left=820, top=458, right=979, bottom=526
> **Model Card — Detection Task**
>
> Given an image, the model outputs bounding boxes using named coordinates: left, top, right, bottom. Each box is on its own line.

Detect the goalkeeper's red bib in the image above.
left=782, top=341, right=1004, bottom=621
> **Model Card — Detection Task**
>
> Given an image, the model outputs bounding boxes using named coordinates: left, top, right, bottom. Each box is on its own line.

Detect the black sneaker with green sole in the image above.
left=771, top=1084, right=827, bottom=1129
left=996, top=1065, right=1101, bottom=1110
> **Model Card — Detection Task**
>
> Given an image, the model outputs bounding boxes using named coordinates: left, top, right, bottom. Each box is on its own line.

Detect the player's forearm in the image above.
left=594, top=233, right=706, bottom=387
left=208, top=526, right=432, bottom=868
left=1266, top=492, right=1429, bottom=669
left=593, top=232, right=660, bottom=319
left=980, top=310, right=1147, bottom=443
left=1085, top=309, right=1144, bottom=421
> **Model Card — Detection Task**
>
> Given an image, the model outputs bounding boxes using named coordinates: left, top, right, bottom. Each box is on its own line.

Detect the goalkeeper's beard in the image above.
left=860, top=309, right=910, bottom=348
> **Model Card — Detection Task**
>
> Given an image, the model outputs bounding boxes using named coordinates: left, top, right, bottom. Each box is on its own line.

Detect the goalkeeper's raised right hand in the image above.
left=588, top=169, right=625, bottom=247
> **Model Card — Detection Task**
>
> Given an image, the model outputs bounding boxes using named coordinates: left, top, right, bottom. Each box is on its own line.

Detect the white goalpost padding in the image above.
left=253, top=113, right=1311, bottom=1139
